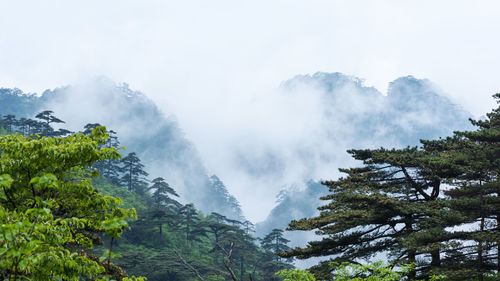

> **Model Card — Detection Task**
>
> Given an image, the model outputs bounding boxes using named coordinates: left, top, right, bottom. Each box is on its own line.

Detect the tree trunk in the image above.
left=478, top=181, right=484, bottom=281
left=405, top=221, right=416, bottom=280
left=431, top=249, right=440, bottom=267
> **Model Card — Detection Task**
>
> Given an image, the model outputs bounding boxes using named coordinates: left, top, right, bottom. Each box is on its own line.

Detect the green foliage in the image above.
left=331, top=262, right=415, bottom=281
left=0, top=127, right=139, bottom=280
left=0, top=110, right=298, bottom=280
left=276, top=268, right=317, bottom=281
left=277, top=262, right=446, bottom=281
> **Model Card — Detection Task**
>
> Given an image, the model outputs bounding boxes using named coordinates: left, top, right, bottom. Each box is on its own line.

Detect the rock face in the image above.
left=256, top=72, right=473, bottom=239
left=0, top=77, right=244, bottom=220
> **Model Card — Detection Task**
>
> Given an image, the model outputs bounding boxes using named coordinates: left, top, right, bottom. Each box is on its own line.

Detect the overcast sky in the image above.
left=1, top=0, right=500, bottom=220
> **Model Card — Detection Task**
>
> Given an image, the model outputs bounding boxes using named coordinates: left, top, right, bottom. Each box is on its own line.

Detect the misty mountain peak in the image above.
left=0, top=87, right=31, bottom=97
left=282, top=72, right=381, bottom=97
left=387, top=75, right=448, bottom=109
left=0, top=88, right=40, bottom=117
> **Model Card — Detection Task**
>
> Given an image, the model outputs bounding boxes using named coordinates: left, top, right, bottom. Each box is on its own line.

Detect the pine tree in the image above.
left=261, top=229, right=291, bottom=262
left=25, top=118, right=40, bottom=135
left=178, top=204, right=206, bottom=245
left=149, top=177, right=180, bottom=209
left=16, top=117, right=27, bottom=135
left=147, top=177, right=181, bottom=235
left=419, top=94, right=500, bottom=280
left=242, top=220, right=256, bottom=235
left=281, top=146, right=464, bottom=278
left=202, top=212, right=239, bottom=265
left=282, top=94, right=500, bottom=280
left=35, top=110, right=65, bottom=136
left=88, top=125, right=122, bottom=184
left=120, top=152, right=149, bottom=193
left=2, top=114, right=16, bottom=133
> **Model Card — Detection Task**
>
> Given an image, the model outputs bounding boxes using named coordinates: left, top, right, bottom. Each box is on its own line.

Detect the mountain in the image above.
left=0, top=88, right=41, bottom=117
left=256, top=72, right=473, bottom=239
left=0, top=77, right=244, bottom=220
left=255, top=181, right=327, bottom=240
left=0, top=73, right=476, bottom=235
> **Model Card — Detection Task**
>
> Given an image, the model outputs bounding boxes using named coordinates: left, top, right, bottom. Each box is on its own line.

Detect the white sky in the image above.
left=1, top=0, right=500, bottom=221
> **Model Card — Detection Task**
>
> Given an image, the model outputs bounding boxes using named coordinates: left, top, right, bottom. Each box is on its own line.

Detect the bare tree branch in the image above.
left=174, top=250, right=206, bottom=281
left=217, top=242, right=239, bottom=281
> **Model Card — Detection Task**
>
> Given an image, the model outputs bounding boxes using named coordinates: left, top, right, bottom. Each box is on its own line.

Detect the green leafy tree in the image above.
left=276, top=268, right=317, bottom=281
left=0, top=126, right=138, bottom=280
left=276, top=262, right=444, bottom=281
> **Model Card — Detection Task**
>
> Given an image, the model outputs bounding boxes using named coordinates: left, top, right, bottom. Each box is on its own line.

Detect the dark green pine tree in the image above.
left=201, top=212, right=239, bottom=265
left=52, top=128, right=73, bottom=137
left=257, top=229, right=294, bottom=281
left=281, top=146, right=465, bottom=279
left=242, top=220, right=255, bottom=235
left=420, top=94, right=500, bottom=280
left=261, top=229, right=291, bottom=262
left=146, top=178, right=181, bottom=236
left=120, top=152, right=149, bottom=194
left=88, top=125, right=122, bottom=184
left=15, top=117, right=28, bottom=135
left=178, top=203, right=207, bottom=246
left=149, top=177, right=180, bottom=209
left=35, top=110, right=65, bottom=136
left=25, top=118, right=41, bottom=135
left=2, top=114, right=16, bottom=133
left=103, top=130, right=122, bottom=184
left=217, top=226, right=261, bottom=281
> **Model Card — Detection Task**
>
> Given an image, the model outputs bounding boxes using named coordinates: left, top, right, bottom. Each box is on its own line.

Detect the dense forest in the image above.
left=0, top=111, right=294, bottom=280
left=0, top=93, right=499, bottom=281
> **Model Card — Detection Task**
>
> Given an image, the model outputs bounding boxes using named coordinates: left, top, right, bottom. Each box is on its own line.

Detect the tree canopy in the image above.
left=0, top=126, right=138, bottom=280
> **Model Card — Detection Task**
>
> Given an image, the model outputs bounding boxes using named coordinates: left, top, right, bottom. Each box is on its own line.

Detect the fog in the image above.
left=1, top=1, right=499, bottom=221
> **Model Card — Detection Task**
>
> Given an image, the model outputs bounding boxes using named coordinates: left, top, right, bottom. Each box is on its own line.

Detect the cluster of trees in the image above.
left=2, top=110, right=71, bottom=137
left=94, top=152, right=295, bottom=280
left=5, top=91, right=498, bottom=281
left=0, top=111, right=294, bottom=280
left=282, top=94, right=500, bottom=280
